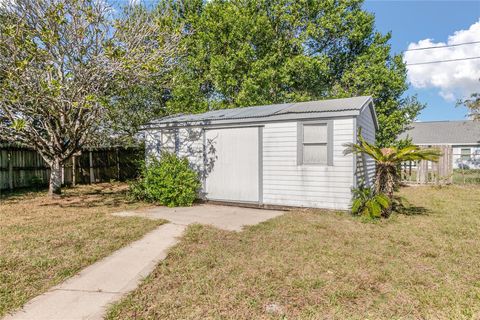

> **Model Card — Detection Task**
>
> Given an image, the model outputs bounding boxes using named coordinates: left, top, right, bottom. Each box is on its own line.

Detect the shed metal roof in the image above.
left=398, top=120, right=480, bottom=145
left=145, top=96, right=376, bottom=129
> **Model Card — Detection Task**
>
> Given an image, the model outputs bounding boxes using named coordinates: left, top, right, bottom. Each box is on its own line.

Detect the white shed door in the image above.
left=205, top=127, right=259, bottom=202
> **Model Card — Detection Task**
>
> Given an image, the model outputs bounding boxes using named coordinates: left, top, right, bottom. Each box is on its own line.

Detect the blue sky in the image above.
left=363, top=0, right=480, bottom=121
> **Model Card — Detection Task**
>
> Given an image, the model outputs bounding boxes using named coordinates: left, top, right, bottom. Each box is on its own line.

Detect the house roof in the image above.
left=398, top=120, right=480, bottom=145
left=144, top=96, right=377, bottom=129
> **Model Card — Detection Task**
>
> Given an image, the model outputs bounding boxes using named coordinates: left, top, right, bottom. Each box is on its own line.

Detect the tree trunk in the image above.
left=72, top=155, right=76, bottom=187
left=49, top=158, right=62, bottom=196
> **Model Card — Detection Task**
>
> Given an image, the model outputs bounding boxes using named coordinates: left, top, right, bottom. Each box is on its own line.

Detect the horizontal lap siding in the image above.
left=262, top=119, right=355, bottom=210
left=356, top=108, right=376, bottom=187
left=144, top=128, right=204, bottom=170
left=144, top=130, right=162, bottom=160
left=178, top=128, right=204, bottom=173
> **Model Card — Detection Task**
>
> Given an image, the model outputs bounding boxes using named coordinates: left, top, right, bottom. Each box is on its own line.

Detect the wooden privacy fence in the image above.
left=0, top=147, right=49, bottom=191
left=0, top=146, right=143, bottom=191
left=401, top=145, right=453, bottom=184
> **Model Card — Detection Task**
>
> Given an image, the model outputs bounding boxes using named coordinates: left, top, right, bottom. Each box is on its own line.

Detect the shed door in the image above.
left=205, top=127, right=260, bottom=202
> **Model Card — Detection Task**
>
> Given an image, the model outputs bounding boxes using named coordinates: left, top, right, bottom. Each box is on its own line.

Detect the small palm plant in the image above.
left=345, top=129, right=441, bottom=215
left=351, top=184, right=390, bottom=219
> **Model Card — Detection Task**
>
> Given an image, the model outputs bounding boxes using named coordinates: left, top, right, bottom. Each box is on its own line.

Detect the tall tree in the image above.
left=466, top=93, right=480, bottom=120
left=458, top=87, right=479, bottom=121
left=161, top=0, right=423, bottom=146
left=0, top=0, right=179, bottom=195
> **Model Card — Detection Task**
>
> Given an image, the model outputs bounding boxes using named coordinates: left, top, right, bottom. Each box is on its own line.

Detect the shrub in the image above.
left=351, top=184, right=390, bottom=219
left=129, top=152, right=201, bottom=207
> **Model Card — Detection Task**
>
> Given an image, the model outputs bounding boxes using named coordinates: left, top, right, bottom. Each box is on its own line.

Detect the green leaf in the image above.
left=351, top=198, right=362, bottom=214
left=11, top=119, right=26, bottom=131
left=375, top=193, right=390, bottom=209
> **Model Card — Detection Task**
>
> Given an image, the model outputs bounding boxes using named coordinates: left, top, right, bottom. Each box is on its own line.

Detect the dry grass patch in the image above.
left=0, top=183, right=164, bottom=317
left=107, top=185, right=480, bottom=319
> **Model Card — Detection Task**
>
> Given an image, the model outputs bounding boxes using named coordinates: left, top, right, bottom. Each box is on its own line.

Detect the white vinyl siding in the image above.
left=356, top=106, right=376, bottom=187
left=177, top=128, right=204, bottom=173
left=144, top=128, right=204, bottom=172
left=262, top=119, right=355, bottom=210
left=452, top=145, right=480, bottom=169
left=144, top=130, right=162, bottom=159
left=161, top=130, right=177, bottom=153
left=144, top=115, right=366, bottom=209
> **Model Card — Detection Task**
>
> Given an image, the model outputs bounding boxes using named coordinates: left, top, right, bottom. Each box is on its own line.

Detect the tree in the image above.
left=344, top=130, right=441, bottom=215
left=0, top=0, right=179, bottom=195
left=159, top=0, right=423, bottom=146
left=458, top=90, right=479, bottom=121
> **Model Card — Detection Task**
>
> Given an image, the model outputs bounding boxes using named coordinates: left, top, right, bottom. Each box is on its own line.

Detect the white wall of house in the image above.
left=355, top=105, right=376, bottom=187
left=144, top=112, right=378, bottom=210
left=452, top=145, right=480, bottom=169
left=177, top=128, right=204, bottom=172
left=261, top=119, right=355, bottom=210
left=144, top=130, right=162, bottom=160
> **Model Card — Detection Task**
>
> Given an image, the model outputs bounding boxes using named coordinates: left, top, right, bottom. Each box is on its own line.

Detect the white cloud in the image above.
left=404, top=20, right=480, bottom=101
left=439, top=91, right=456, bottom=102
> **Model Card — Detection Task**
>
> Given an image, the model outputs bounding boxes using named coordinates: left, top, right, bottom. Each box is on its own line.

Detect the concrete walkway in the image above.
left=4, top=204, right=284, bottom=320
left=4, top=223, right=185, bottom=320
left=114, top=204, right=284, bottom=232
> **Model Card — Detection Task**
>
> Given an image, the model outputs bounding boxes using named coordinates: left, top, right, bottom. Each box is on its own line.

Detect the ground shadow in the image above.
left=0, top=187, right=47, bottom=204
left=393, top=195, right=429, bottom=216
left=36, top=184, right=131, bottom=209
left=396, top=205, right=429, bottom=216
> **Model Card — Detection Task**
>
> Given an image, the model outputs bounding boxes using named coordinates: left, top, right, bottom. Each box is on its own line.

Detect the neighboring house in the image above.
left=399, top=120, right=480, bottom=169
left=142, top=96, right=377, bottom=210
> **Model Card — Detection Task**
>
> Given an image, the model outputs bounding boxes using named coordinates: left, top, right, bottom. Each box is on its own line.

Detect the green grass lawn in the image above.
left=0, top=183, right=164, bottom=317
left=401, top=169, right=480, bottom=185
left=453, top=169, right=480, bottom=185
left=107, top=185, right=480, bottom=319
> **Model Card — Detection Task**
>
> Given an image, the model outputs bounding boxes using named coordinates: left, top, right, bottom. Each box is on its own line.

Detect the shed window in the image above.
left=461, top=148, right=471, bottom=161
left=298, top=122, right=331, bottom=165
left=161, top=130, right=177, bottom=154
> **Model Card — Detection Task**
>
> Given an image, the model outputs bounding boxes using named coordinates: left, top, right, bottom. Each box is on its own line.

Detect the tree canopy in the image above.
left=0, top=0, right=427, bottom=195
left=458, top=83, right=479, bottom=120
left=159, top=0, right=423, bottom=146
left=0, top=0, right=179, bottom=194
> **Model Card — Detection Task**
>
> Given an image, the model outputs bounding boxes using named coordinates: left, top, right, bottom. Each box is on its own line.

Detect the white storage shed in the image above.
left=143, top=96, right=378, bottom=210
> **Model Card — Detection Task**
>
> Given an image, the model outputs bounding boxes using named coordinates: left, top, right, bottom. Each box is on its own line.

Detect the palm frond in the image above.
left=343, top=127, right=384, bottom=160
left=400, top=148, right=442, bottom=162
left=375, top=193, right=390, bottom=209
left=391, top=145, right=419, bottom=160
left=351, top=198, right=362, bottom=214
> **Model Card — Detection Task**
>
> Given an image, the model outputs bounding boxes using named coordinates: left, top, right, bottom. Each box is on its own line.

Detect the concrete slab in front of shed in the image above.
left=114, top=204, right=285, bottom=231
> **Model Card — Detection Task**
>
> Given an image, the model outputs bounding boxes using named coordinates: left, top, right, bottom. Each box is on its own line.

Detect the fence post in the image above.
left=89, top=150, right=94, bottom=184
left=447, top=146, right=453, bottom=184
left=417, top=160, right=427, bottom=184
left=8, top=152, right=13, bottom=190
